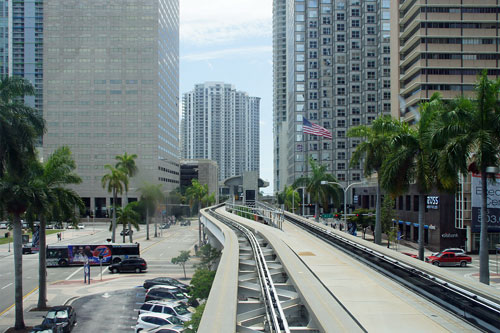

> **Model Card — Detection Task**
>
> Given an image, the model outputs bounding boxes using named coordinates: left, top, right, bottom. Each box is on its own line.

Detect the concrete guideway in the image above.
left=204, top=206, right=488, bottom=332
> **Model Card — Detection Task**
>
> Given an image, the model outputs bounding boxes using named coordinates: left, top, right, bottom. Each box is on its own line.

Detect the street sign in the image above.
left=321, top=213, right=333, bottom=218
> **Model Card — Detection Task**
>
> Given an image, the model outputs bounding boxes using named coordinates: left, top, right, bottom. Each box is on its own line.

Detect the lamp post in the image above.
left=291, top=187, right=306, bottom=215
left=321, top=180, right=364, bottom=230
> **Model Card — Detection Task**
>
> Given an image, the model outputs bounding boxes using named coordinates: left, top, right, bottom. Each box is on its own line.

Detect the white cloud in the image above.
left=182, top=45, right=271, bottom=62
left=180, top=0, right=272, bottom=45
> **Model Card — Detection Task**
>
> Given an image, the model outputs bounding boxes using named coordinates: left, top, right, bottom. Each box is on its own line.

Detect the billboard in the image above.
left=68, top=245, right=112, bottom=264
left=471, top=173, right=500, bottom=232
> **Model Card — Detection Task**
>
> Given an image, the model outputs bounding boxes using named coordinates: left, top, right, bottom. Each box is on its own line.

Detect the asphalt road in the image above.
left=0, top=222, right=199, bottom=317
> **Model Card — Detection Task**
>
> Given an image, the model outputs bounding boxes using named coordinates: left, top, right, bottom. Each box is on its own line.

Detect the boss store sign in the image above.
left=426, top=196, right=439, bottom=210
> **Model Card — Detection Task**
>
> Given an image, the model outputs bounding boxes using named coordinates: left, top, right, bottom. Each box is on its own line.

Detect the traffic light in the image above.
left=356, top=214, right=360, bottom=217
left=334, top=214, right=339, bottom=218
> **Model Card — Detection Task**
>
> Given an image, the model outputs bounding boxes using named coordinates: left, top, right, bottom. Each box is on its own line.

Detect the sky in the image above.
left=179, top=0, right=274, bottom=194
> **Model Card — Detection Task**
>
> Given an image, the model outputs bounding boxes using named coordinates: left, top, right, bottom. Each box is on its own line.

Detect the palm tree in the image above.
left=185, top=179, right=210, bottom=246
left=0, top=168, right=47, bottom=329
left=138, top=182, right=164, bottom=240
left=347, top=116, right=402, bottom=244
left=101, top=165, right=128, bottom=242
left=431, top=72, right=500, bottom=284
left=27, top=147, right=83, bottom=309
left=381, top=94, right=444, bottom=261
left=282, top=185, right=300, bottom=213
left=115, top=152, right=138, bottom=242
left=0, top=76, right=45, bottom=178
left=293, top=158, right=341, bottom=221
left=114, top=202, right=141, bottom=243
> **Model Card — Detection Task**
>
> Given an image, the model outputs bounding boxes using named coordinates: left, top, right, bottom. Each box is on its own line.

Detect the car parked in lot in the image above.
left=179, top=220, right=191, bottom=226
left=143, top=277, right=189, bottom=293
left=145, top=286, right=188, bottom=303
left=0, top=221, right=8, bottom=229
left=139, top=300, right=192, bottom=322
left=30, top=326, right=64, bottom=333
left=143, top=324, right=186, bottom=333
left=159, top=223, right=170, bottom=229
left=109, top=258, right=147, bottom=273
left=77, top=224, right=85, bottom=229
left=135, top=313, right=184, bottom=333
left=37, top=306, right=77, bottom=333
left=425, top=251, right=472, bottom=267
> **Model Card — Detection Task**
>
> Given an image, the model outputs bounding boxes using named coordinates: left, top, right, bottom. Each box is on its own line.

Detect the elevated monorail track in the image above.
left=284, top=212, right=500, bottom=332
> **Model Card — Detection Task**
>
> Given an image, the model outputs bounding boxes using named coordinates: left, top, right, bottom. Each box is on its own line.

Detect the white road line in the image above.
left=65, top=267, right=83, bottom=280
left=1, top=283, right=12, bottom=290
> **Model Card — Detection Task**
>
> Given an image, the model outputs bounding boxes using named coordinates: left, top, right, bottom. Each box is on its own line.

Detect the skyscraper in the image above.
left=181, top=82, right=260, bottom=181
left=42, top=0, right=180, bottom=217
left=273, top=0, right=391, bottom=191
left=390, top=0, right=500, bottom=123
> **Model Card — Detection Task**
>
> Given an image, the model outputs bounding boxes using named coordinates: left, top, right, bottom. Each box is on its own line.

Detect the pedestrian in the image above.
left=57, top=233, right=61, bottom=241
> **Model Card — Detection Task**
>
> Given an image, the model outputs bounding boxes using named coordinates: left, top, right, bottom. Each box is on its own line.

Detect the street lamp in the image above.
left=291, top=187, right=306, bottom=215
left=321, top=180, right=365, bottom=230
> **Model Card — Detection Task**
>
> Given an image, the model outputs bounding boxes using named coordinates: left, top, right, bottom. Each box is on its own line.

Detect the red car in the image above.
left=425, top=251, right=472, bottom=267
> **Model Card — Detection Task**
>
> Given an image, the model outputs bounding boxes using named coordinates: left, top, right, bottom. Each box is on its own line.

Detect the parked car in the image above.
left=431, top=248, right=465, bottom=256
left=0, top=221, right=8, bottom=229
left=66, top=224, right=74, bottom=229
left=425, top=252, right=472, bottom=267
left=109, top=258, right=147, bottom=273
left=38, top=306, right=77, bottom=333
left=120, top=228, right=133, bottom=236
left=179, top=220, right=191, bottom=226
left=139, top=300, right=192, bottom=322
left=145, top=286, right=188, bottom=303
left=77, top=224, right=85, bottom=229
left=159, top=224, right=170, bottom=230
left=143, top=277, right=189, bottom=292
left=31, top=325, right=64, bottom=333
left=143, top=324, right=186, bottom=333
left=135, top=313, right=184, bottom=333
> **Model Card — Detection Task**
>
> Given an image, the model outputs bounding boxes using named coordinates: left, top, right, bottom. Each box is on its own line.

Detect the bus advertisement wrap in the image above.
left=68, top=245, right=112, bottom=264
left=471, top=173, right=500, bottom=232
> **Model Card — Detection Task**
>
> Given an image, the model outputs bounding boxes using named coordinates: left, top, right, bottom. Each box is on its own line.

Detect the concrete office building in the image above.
left=390, top=0, right=500, bottom=251
left=180, top=159, right=219, bottom=202
left=181, top=82, right=260, bottom=182
left=273, top=0, right=391, bottom=193
left=390, top=0, right=500, bottom=122
left=43, top=0, right=180, bottom=218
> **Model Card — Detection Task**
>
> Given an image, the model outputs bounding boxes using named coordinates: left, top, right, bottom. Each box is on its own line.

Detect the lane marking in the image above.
left=65, top=267, right=84, bottom=280
left=0, top=286, right=38, bottom=318
left=1, top=283, right=12, bottom=290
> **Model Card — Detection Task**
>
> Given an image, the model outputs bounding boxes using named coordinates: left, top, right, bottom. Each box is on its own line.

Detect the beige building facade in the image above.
left=391, top=0, right=500, bottom=123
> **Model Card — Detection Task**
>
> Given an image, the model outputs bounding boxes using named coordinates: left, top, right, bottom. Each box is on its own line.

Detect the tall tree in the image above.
left=293, top=158, right=341, bottom=221
left=115, top=152, right=138, bottom=242
left=431, top=71, right=500, bottom=284
left=115, top=202, right=141, bottom=243
left=101, top=165, right=128, bottom=242
left=185, top=179, right=213, bottom=246
left=0, top=76, right=45, bottom=329
left=0, top=168, right=47, bottom=329
left=138, top=182, right=164, bottom=240
left=26, top=147, right=83, bottom=309
left=381, top=94, right=444, bottom=261
left=347, top=116, right=402, bottom=244
left=0, top=76, right=45, bottom=178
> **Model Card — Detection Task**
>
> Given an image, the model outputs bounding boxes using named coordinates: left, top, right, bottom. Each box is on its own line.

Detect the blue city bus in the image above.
left=46, top=243, right=140, bottom=267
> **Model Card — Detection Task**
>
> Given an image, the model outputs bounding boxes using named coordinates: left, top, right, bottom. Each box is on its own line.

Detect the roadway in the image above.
left=0, top=221, right=199, bottom=331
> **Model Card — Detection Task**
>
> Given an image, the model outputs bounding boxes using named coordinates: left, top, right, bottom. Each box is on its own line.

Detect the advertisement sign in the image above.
left=68, top=245, right=112, bottom=264
left=471, top=173, right=500, bottom=232
left=426, top=196, right=439, bottom=209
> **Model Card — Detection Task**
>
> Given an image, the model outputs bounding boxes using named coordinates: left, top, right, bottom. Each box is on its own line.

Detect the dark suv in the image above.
left=109, top=258, right=147, bottom=273
left=145, top=286, right=188, bottom=303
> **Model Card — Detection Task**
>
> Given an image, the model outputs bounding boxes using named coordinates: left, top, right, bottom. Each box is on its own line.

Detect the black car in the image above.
left=109, top=258, right=147, bottom=273
left=143, top=277, right=189, bottom=293
left=120, top=229, right=133, bottom=236
left=145, top=286, right=188, bottom=303
left=38, top=306, right=76, bottom=333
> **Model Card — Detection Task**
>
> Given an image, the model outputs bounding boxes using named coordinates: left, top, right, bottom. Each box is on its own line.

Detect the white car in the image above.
left=0, top=221, right=8, bottom=229
left=139, top=300, right=192, bottom=322
left=77, top=224, right=85, bottom=229
left=143, top=324, right=186, bottom=332
left=135, top=312, right=183, bottom=333
left=432, top=248, right=465, bottom=256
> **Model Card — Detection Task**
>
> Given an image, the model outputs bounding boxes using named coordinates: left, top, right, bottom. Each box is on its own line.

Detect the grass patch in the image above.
left=0, top=229, right=62, bottom=245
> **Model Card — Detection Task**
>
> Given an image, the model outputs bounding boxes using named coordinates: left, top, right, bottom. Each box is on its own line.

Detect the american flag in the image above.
left=303, top=117, right=332, bottom=139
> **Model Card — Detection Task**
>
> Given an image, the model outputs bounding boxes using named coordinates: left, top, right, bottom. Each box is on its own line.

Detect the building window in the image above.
left=406, top=195, right=411, bottom=211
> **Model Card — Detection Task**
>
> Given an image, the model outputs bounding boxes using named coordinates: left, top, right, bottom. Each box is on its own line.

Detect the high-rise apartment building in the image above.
left=43, top=0, right=180, bottom=217
left=181, top=82, right=260, bottom=181
left=391, top=0, right=500, bottom=122
left=273, top=0, right=391, bottom=191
